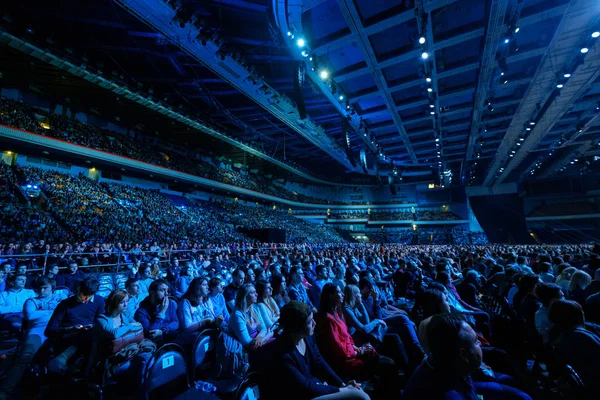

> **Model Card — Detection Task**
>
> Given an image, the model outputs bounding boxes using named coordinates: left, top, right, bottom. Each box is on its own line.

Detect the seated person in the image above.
left=177, top=277, right=223, bottom=344
left=93, top=289, right=147, bottom=381
left=208, top=277, right=230, bottom=323
left=343, top=284, right=408, bottom=369
left=256, top=279, right=280, bottom=330
left=173, top=263, right=194, bottom=298
left=134, top=279, right=178, bottom=344
left=55, top=261, right=87, bottom=293
left=534, top=283, right=563, bottom=344
left=137, top=263, right=155, bottom=297
left=229, top=283, right=273, bottom=350
left=548, top=299, right=600, bottom=396
left=0, top=274, right=37, bottom=334
left=404, top=314, right=531, bottom=400
left=315, top=283, right=398, bottom=398
left=45, top=278, right=105, bottom=374
left=271, top=273, right=290, bottom=309
left=0, top=278, right=66, bottom=397
left=268, top=301, right=369, bottom=400
left=309, top=264, right=330, bottom=308
left=224, top=268, right=245, bottom=313
left=288, top=267, right=316, bottom=311
left=124, top=278, right=145, bottom=321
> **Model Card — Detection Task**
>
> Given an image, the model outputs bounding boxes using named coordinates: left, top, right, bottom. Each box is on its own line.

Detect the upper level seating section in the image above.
left=528, top=202, right=599, bottom=217
left=0, top=163, right=69, bottom=244
left=367, top=228, right=488, bottom=245
left=0, top=98, right=345, bottom=205
left=328, top=211, right=369, bottom=219
left=370, top=210, right=461, bottom=221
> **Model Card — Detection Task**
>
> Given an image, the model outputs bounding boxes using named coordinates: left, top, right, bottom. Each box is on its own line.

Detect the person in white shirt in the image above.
left=0, top=274, right=37, bottom=334
left=0, top=277, right=66, bottom=397
left=534, top=282, right=563, bottom=344
left=125, top=278, right=146, bottom=321
left=177, top=277, right=222, bottom=344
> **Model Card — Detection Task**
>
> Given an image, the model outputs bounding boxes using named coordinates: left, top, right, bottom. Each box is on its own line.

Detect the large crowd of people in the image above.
left=0, top=98, right=350, bottom=205
left=0, top=240, right=598, bottom=399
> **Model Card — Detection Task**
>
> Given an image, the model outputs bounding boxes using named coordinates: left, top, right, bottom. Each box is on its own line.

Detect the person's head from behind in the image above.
left=426, top=314, right=482, bottom=375
left=8, top=274, right=27, bottom=290
left=77, top=278, right=99, bottom=303
left=518, top=274, right=540, bottom=295
left=149, top=279, right=169, bottom=304
left=517, top=256, right=526, bottom=265
left=556, top=266, right=575, bottom=281
left=232, top=268, right=245, bottom=287
left=235, top=283, right=258, bottom=311
left=184, top=277, right=209, bottom=307
left=37, top=277, right=55, bottom=299
left=125, top=278, right=140, bottom=296
left=539, top=262, right=552, bottom=274
left=279, top=301, right=315, bottom=339
left=568, top=270, right=592, bottom=292
left=105, top=289, right=129, bottom=317
left=549, top=299, right=584, bottom=331
left=319, top=283, right=344, bottom=316
left=255, top=279, right=272, bottom=302
left=422, top=288, right=451, bottom=318
left=68, top=262, right=78, bottom=274
left=435, top=271, right=452, bottom=287
left=464, top=270, right=479, bottom=285
left=535, top=282, right=563, bottom=308
left=343, top=284, right=361, bottom=308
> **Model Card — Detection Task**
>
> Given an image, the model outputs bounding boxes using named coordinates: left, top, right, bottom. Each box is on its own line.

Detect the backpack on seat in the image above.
left=215, top=332, right=249, bottom=379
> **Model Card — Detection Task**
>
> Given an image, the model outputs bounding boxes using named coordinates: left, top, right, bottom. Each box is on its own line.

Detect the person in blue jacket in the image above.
left=134, top=279, right=178, bottom=344
left=269, top=301, right=369, bottom=400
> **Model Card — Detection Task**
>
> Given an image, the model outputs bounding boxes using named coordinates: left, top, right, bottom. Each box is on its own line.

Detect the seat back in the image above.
left=234, top=372, right=261, bottom=400
left=192, top=329, right=216, bottom=379
left=114, top=273, right=128, bottom=290
left=144, top=343, right=189, bottom=400
left=54, top=286, right=73, bottom=298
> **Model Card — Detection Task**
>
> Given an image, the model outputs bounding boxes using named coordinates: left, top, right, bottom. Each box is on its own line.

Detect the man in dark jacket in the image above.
left=55, top=261, right=87, bottom=293
left=134, top=279, right=178, bottom=344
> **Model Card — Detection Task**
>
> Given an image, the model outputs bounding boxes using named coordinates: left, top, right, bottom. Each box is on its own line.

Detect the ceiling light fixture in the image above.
left=339, top=95, right=344, bottom=101
left=581, top=47, right=589, bottom=53
left=557, top=84, right=564, bottom=88
left=504, top=38, right=510, bottom=44
left=564, top=73, right=571, bottom=78
left=421, top=52, right=429, bottom=59
left=426, top=77, right=432, bottom=83
left=427, top=87, right=433, bottom=92
left=319, top=70, right=329, bottom=80
left=593, top=32, right=600, bottom=38
left=515, top=27, right=520, bottom=33
left=296, top=38, right=305, bottom=47
left=419, top=37, right=426, bottom=44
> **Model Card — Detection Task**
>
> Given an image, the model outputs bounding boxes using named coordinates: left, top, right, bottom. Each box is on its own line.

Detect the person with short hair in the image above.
left=0, top=274, right=36, bottom=334
left=45, top=278, right=105, bottom=374
left=268, top=301, right=370, bottom=400
left=310, top=264, right=330, bottom=308
left=288, top=266, right=316, bottom=310
left=0, top=277, right=66, bottom=397
left=55, top=261, right=87, bottom=293
left=403, top=314, right=531, bottom=400
left=134, top=279, right=178, bottom=344
left=124, top=278, right=144, bottom=320
left=549, top=299, right=600, bottom=395
left=224, top=268, right=245, bottom=312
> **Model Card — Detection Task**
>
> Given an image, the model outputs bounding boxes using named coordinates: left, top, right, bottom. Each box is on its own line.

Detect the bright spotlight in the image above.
left=593, top=32, right=600, bottom=38
left=427, top=87, right=433, bottom=92
left=287, top=31, right=292, bottom=37
left=515, top=27, right=520, bottom=33
left=556, top=84, right=563, bottom=88
left=504, top=38, right=509, bottom=44
left=419, top=37, right=426, bottom=44
left=319, top=70, right=329, bottom=80
left=296, top=38, right=305, bottom=48
left=564, top=73, right=571, bottom=78
left=581, top=47, right=589, bottom=53
left=425, top=77, right=432, bottom=83
left=421, top=52, right=429, bottom=59
left=339, top=95, right=344, bottom=101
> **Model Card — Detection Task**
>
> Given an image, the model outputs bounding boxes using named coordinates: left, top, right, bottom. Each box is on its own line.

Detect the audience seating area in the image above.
left=0, top=242, right=598, bottom=400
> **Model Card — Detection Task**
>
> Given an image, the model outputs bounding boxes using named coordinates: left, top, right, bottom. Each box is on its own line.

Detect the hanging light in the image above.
left=419, top=37, right=426, bottom=44
left=421, top=52, right=429, bottom=59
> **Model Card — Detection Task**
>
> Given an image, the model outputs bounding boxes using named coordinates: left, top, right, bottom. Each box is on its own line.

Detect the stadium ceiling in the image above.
left=1, top=0, right=600, bottom=187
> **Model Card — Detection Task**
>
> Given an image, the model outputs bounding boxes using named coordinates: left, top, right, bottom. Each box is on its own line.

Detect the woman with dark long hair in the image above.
left=315, top=283, right=398, bottom=397
left=177, top=277, right=223, bottom=342
left=267, top=301, right=369, bottom=400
